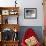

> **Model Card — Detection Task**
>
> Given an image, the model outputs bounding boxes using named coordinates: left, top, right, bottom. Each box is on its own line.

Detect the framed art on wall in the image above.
left=24, top=8, right=37, bottom=19
left=2, top=10, right=9, bottom=15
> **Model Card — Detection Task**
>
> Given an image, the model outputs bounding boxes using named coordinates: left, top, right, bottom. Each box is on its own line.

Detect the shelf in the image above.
left=0, top=7, right=19, bottom=46
left=1, top=40, right=19, bottom=46
left=0, top=7, right=19, bottom=24
left=0, top=24, right=19, bottom=32
left=0, top=7, right=19, bottom=16
left=2, top=40, right=19, bottom=43
left=0, top=7, right=19, bottom=9
left=1, top=15, right=18, bottom=24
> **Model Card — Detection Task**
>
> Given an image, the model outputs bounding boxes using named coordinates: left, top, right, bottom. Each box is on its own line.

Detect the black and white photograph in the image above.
left=24, top=8, right=37, bottom=19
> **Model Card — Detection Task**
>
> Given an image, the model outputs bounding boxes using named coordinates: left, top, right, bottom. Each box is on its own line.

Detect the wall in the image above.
left=17, top=0, right=43, bottom=26
left=0, top=0, right=43, bottom=26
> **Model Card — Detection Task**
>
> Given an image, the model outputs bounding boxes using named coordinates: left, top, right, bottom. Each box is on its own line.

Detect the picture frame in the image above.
left=9, top=10, right=18, bottom=15
left=24, top=8, right=37, bottom=19
left=2, top=10, right=9, bottom=15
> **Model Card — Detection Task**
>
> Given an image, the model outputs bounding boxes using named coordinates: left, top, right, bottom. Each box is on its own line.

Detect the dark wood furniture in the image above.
left=0, top=7, right=19, bottom=46
left=2, top=40, right=19, bottom=46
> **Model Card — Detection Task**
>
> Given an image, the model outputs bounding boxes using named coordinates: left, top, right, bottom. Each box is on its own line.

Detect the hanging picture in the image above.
left=2, top=10, right=9, bottom=15
left=24, top=8, right=37, bottom=19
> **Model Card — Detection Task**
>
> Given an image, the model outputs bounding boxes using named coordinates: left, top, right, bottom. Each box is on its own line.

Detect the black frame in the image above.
left=24, top=8, right=37, bottom=19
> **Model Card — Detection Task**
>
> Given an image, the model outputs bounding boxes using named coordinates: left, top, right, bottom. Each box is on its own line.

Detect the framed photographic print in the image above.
left=24, top=8, right=37, bottom=19
left=2, top=10, right=9, bottom=15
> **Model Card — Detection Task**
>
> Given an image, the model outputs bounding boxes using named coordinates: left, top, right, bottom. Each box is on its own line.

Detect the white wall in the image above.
left=17, top=0, right=43, bottom=26
left=0, top=0, right=43, bottom=26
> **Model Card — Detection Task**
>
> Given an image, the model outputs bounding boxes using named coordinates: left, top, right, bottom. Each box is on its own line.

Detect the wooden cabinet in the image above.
left=0, top=7, right=19, bottom=46
left=0, top=41, right=19, bottom=46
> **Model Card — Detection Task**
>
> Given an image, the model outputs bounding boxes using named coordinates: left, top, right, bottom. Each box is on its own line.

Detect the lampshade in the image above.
left=13, top=28, right=17, bottom=32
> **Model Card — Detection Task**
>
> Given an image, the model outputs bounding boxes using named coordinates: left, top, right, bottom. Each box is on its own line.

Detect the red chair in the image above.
left=21, top=28, right=41, bottom=46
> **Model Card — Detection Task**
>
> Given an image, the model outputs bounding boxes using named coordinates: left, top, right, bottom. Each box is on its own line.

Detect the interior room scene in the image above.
left=0, top=0, right=46, bottom=46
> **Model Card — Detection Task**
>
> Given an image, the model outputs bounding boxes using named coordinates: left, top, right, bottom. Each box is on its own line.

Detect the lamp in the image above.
left=15, top=0, right=17, bottom=7
left=14, top=28, right=17, bottom=32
